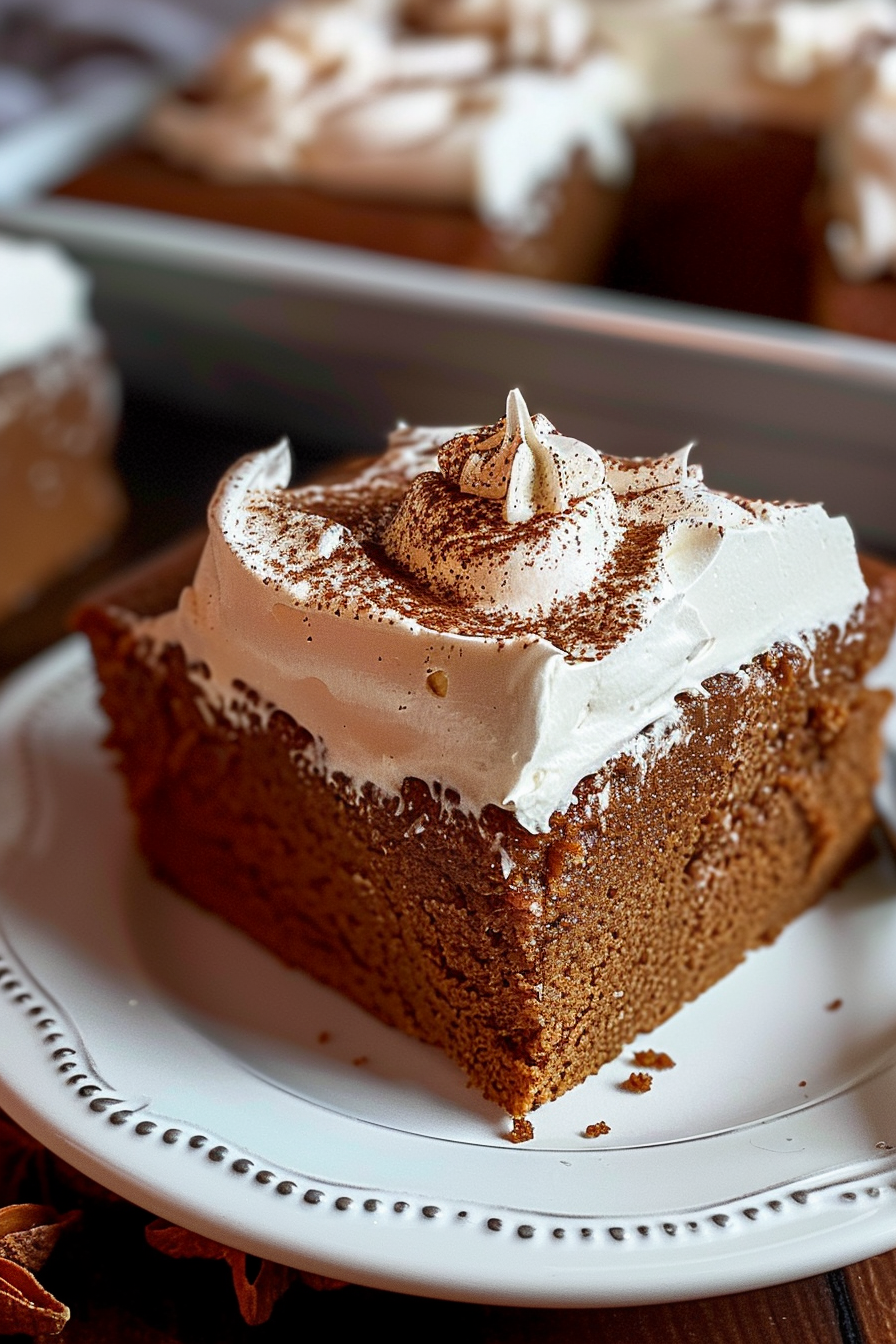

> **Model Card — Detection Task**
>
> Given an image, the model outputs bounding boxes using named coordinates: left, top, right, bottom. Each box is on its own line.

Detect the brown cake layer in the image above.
left=0, top=343, right=122, bottom=619
left=56, top=147, right=623, bottom=285
left=606, top=117, right=818, bottom=320
left=75, top=548, right=896, bottom=1116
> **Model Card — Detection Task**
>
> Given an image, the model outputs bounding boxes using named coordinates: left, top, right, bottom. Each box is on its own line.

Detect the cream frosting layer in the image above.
left=589, top=0, right=896, bottom=131
left=140, top=391, right=867, bottom=834
left=0, top=236, right=92, bottom=376
left=825, top=44, right=896, bottom=280
left=146, top=0, right=643, bottom=233
left=764, top=0, right=896, bottom=83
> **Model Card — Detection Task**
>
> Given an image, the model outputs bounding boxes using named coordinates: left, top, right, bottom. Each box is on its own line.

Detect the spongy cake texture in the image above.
left=77, top=550, right=896, bottom=1115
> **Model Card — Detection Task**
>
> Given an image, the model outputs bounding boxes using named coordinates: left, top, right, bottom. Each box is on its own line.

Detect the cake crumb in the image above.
left=621, top=1071, right=653, bottom=1093
left=632, top=1049, right=676, bottom=1069
left=505, top=1117, right=534, bottom=1144
left=317, top=1031, right=331, bottom=1044
left=798, top=1080, right=807, bottom=1087
left=584, top=1121, right=611, bottom=1138
left=826, top=999, right=843, bottom=1011
left=352, top=1055, right=369, bottom=1067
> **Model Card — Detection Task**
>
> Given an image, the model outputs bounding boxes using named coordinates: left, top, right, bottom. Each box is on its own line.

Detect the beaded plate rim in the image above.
left=2, top=636, right=896, bottom=1304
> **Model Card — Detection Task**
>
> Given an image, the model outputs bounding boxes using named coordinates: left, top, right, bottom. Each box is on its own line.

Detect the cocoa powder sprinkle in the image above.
left=255, top=470, right=667, bottom=663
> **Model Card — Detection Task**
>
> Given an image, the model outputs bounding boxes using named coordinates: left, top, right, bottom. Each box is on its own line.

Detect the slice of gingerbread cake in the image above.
left=76, top=391, right=896, bottom=1116
left=0, top=235, right=122, bottom=619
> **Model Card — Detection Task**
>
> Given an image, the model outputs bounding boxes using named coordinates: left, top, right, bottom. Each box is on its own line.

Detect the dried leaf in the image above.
left=297, top=1271, right=348, bottom=1292
left=0, top=1205, right=80, bottom=1274
left=0, top=1257, right=68, bottom=1336
left=146, top=1220, right=298, bottom=1326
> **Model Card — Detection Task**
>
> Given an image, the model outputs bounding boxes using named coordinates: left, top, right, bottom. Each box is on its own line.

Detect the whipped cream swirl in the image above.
left=383, top=389, right=622, bottom=614
left=143, top=391, right=867, bottom=833
left=585, top=0, right=895, bottom=132
left=146, top=0, right=643, bottom=233
left=761, top=0, right=896, bottom=84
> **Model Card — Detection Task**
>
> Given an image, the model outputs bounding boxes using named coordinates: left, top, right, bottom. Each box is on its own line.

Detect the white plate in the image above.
left=2, top=637, right=896, bottom=1306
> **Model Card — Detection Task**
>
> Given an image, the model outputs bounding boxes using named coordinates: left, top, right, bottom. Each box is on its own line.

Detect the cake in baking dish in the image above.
left=810, top=40, right=896, bottom=341
left=56, top=0, right=644, bottom=284
left=0, top=235, right=122, bottom=620
left=597, top=0, right=896, bottom=321
left=76, top=390, right=896, bottom=1116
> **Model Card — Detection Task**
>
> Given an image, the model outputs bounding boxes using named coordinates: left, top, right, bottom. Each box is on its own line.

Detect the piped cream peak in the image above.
left=457, top=387, right=607, bottom=523
left=604, top=440, right=694, bottom=496
left=384, top=390, right=622, bottom=615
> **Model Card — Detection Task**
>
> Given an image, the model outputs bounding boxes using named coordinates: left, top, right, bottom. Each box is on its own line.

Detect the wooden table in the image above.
left=2, top=393, right=895, bottom=1343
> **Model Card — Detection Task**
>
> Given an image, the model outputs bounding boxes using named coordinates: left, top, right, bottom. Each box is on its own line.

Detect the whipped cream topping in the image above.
left=761, top=0, right=896, bottom=84
left=587, top=0, right=894, bottom=131
left=825, top=44, right=896, bottom=279
left=384, top=389, right=622, bottom=614
left=142, top=392, right=867, bottom=834
left=0, top=236, right=92, bottom=376
left=146, top=0, right=644, bottom=232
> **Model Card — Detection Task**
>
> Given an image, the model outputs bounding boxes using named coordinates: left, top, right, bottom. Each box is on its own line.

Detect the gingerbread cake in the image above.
left=0, top=235, right=122, bottom=620
left=599, top=0, right=896, bottom=320
left=56, top=0, right=644, bottom=285
left=811, top=40, right=896, bottom=340
left=76, top=391, right=896, bottom=1116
